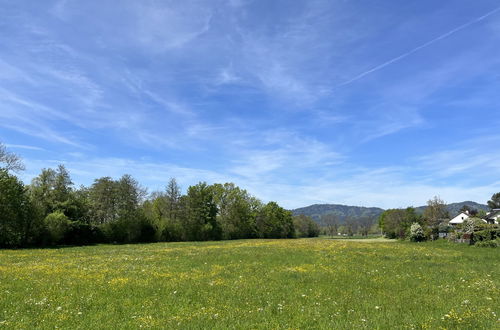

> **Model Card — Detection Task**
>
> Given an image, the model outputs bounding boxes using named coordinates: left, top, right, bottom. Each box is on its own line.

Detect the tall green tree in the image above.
left=182, top=182, right=220, bottom=241
left=379, top=207, right=420, bottom=239
left=256, top=202, right=294, bottom=238
left=487, top=192, right=500, bottom=209
left=165, top=178, right=182, bottom=220
left=88, top=177, right=118, bottom=224
left=0, top=170, right=39, bottom=247
left=211, top=183, right=256, bottom=239
left=115, top=174, right=145, bottom=219
left=29, top=165, right=74, bottom=218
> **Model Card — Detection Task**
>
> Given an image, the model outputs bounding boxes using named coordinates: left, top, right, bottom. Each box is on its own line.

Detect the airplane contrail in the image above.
left=336, top=6, right=500, bottom=88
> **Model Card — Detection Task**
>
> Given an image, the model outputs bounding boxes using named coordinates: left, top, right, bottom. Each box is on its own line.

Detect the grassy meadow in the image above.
left=0, top=238, right=499, bottom=329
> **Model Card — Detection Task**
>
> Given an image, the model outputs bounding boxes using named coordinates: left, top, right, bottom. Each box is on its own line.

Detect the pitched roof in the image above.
left=449, top=212, right=469, bottom=224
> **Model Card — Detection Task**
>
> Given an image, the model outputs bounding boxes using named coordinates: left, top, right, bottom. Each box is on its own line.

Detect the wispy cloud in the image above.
left=5, top=144, right=45, bottom=151
left=336, top=6, right=500, bottom=88
left=2, top=0, right=500, bottom=209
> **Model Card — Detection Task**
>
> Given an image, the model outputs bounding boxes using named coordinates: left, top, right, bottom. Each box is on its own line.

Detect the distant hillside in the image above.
left=291, top=204, right=384, bottom=223
left=415, top=201, right=489, bottom=217
left=292, top=201, right=489, bottom=224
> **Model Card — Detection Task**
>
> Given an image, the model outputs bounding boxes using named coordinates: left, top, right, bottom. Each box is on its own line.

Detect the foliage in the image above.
left=63, top=222, right=103, bottom=245
left=409, top=222, right=425, bottom=242
left=29, top=165, right=74, bottom=219
left=0, top=170, right=38, bottom=247
left=320, top=214, right=339, bottom=236
left=379, top=207, right=421, bottom=239
left=293, top=204, right=384, bottom=223
left=438, top=221, right=452, bottom=233
left=182, top=182, right=221, bottom=241
left=423, top=196, right=449, bottom=229
left=487, top=192, right=500, bottom=209
left=211, top=183, right=257, bottom=240
left=101, top=210, right=155, bottom=243
left=474, top=239, right=499, bottom=248
left=462, top=217, right=483, bottom=234
left=256, top=202, right=295, bottom=238
left=44, top=211, right=70, bottom=245
left=471, top=227, right=500, bottom=247
left=293, top=215, right=320, bottom=238
left=88, top=177, right=118, bottom=224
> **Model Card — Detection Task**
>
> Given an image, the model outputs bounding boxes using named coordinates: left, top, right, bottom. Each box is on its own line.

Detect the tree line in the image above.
left=0, top=144, right=319, bottom=248
left=319, top=214, right=380, bottom=237
left=378, top=195, right=500, bottom=241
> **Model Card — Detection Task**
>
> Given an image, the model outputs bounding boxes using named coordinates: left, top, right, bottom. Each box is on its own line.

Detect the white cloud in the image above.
left=132, top=2, right=213, bottom=51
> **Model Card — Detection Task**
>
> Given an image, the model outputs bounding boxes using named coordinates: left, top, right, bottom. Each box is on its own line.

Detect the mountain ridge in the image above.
left=292, top=201, right=489, bottom=224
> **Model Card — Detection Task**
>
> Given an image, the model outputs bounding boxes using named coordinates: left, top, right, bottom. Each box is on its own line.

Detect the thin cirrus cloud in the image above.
left=335, top=5, right=500, bottom=88
left=1, top=0, right=500, bottom=208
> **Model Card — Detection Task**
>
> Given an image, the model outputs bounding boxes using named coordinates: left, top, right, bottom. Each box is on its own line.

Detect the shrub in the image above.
left=44, top=211, right=70, bottom=245
left=462, top=217, right=484, bottom=234
left=438, top=222, right=452, bottom=233
left=447, top=231, right=457, bottom=241
left=409, top=222, right=425, bottom=242
left=471, top=227, right=500, bottom=246
left=475, top=239, right=499, bottom=248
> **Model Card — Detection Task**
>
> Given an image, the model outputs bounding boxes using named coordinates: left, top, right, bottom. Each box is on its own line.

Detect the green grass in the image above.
left=0, top=239, right=498, bottom=329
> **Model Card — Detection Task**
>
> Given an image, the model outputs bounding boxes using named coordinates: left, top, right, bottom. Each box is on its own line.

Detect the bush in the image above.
left=471, top=227, right=500, bottom=247
left=461, top=217, right=485, bottom=234
left=438, top=222, right=452, bottom=233
left=409, top=222, right=425, bottom=242
left=473, top=228, right=499, bottom=242
left=44, top=211, right=70, bottom=245
left=447, top=231, right=457, bottom=241
left=475, top=239, right=499, bottom=248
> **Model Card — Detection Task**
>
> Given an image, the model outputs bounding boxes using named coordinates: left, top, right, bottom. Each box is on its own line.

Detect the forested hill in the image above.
left=414, top=201, right=489, bottom=216
left=291, top=204, right=384, bottom=223
left=292, top=201, right=489, bottom=223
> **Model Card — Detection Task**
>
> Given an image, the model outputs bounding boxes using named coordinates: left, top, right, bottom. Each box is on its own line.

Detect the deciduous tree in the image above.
left=0, top=143, right=25, bottom=172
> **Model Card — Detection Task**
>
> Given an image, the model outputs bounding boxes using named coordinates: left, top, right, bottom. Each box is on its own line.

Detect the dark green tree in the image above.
left=487, top=192, right=500, bottom=209
left=379, top=207, right=420, bottom=239
left=293, top=215, right=320, bottom=237
left=29, top=165, right=74, bottom=218
left=182, top=182, right=220, bottom=241
left=88, top=177, right=118, bottom=224
left=256, top=202, right=294, bottom=238
left=211, top=183, right=256, bottom=239
left=0, top=170, right=39, bottom=247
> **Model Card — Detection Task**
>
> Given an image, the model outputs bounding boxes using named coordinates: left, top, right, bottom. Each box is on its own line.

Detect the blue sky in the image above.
left=1, top=0, right=500, bottom=209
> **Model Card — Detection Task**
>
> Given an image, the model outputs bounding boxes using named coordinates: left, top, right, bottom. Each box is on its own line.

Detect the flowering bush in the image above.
left=462, top=218, right=475, bottom=234
left=409, top=222, right=425, bottom=242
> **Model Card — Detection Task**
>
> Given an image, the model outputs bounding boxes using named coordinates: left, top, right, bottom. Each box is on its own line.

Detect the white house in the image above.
left=449, top=212, right=470, bottom=226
